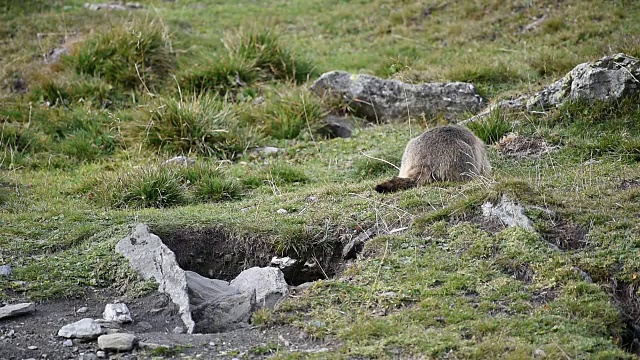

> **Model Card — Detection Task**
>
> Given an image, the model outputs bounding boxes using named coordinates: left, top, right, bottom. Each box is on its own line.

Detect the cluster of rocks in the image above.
left=115, top=224, right=291, bottom=334
left=463, top=53, right=640, bottom=124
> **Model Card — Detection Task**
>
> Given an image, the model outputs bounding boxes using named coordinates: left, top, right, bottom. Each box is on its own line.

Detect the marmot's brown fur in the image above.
left=375, top=125, right=491, bottom=193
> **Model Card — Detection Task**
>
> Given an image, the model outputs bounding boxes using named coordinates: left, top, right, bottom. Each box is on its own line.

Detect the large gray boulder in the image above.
left=527, top=53, right=640, bottom=110
left=115, top=224, right=195, bottom=333
left=230, top=267, right=289, bottom=309
left=186, top=271, right=256, bottom=333
left=310, top=71, right=485, bottom=122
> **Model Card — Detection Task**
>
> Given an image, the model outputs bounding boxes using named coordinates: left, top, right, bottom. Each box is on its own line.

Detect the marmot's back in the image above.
left=375, top=125, right=490, bottom=193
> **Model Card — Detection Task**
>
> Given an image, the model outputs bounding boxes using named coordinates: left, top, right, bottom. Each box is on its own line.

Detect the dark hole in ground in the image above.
left=500, top=261, right=534, bottom=283
left=540, top=218, right=588, bottom=250
left=610, top=280, right=640, bottom=355
left=152, top=225, right=345, bottom=286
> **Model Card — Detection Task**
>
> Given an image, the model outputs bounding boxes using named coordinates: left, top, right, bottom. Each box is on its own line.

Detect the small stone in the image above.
left=163, top=156, right=195, bottom=167
left=172, top=326, right=185, bottom=334
left=136, top=321, right=153, bottom=331
left=76, top=307, right=88, bottom=314
left=28, top=345, right=38, bottom=350
left=534, top=349, right=546, bottom=358
left=97, top=333, right=137, bottom=352
left=0, top=302, right=35, bottom=320
left=103, top=303, right=132, bottom=323
left=63, top=339, right=73, bottom=347
left=78, top=353, right=98, bottom=360
left=276, top=208, right=288, bottom=214
left=0, top=265, right=11, bottom=276
left=96, top=351, right=106, bottom=359
left=58, top=318, right=103, bottom=340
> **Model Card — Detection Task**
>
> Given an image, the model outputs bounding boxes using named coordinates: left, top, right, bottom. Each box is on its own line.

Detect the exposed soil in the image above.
left=495, top=133, right=558, bottom=157
left=0, top=288, right=333, bottom=360
left=610, top=280, right=640, bottom=355
left=153, top=225, right=346, bottom=286
left=540, top=218, right=589, bottom=250
left=619, top=178, right=640, bottom=190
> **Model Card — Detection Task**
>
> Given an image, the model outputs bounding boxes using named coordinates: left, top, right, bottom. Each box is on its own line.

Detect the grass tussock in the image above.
left=106, top=167, right=186, bottom=209
left=67, top=21, right=174, bottom=91
left=224, top=29, right=317, bottom=83
left=141, top=95, right=261, bottom=159
left=179, top=54, right=258, bottom=97
left=259, top=89, right=326, bottom=140
left=467, top=110, right=513, bottom=145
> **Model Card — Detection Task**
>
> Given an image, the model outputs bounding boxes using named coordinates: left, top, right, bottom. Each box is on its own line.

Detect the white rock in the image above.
left=276, top=209, right=288, bottom=214
left=57, top=318, right=103, bottom=340
left=230, top=267, right=289, bottom=309
left=76, top=307, right=88, bottom=314
left=0, top=302, right=35, bottom=320
left=0, top=265, right=11, bottom=276
left=96, top=351, right=106, bottom=359
left=97, top=333, right=137, bottom=351
left=62, top=339, right=73, bottom=347
left=103, top=303, right=132, bottom=324
left=481, top=194, right=535, bottom=231
left=28, top=345, right=38, bottom=350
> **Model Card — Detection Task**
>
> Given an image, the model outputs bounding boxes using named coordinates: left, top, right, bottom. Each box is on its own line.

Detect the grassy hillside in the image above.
left=2, top=0, right=640, bottom=358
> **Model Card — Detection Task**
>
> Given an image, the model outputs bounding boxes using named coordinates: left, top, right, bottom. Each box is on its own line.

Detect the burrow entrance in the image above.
left=151, top=225, right=346, bottom=286
left=611, top=280, right=640, bottom=355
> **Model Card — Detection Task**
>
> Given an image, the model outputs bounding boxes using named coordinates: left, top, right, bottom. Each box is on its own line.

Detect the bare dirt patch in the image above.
left=495, top=132, right=558, bottom=157
left=610, top=280, right=640, bottom=355
left=540, top=218, right=589, bottom=250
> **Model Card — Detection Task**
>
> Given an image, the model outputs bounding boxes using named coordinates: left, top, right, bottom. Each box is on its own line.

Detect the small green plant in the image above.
left=529, top=49, right=580, bottom=78
left=195, top=175, right=242, bottom=201
left=267, top=163, right=308, bottom=184
left=68, top=21, right=174, bottom=90
left=467, top=110, right=512, bottom=145
left=142, top=95, right=261, bottom=159
left=109, top=167, right=186, bottom=209
left=261, top=89, right=325, bottom=139
left=224, top=29, right=317, bottom=83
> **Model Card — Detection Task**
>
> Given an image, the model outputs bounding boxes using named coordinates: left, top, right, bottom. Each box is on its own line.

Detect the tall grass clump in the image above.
left=31, top=76, right=127, bottom=108
left=180, top=54, right=258, bottom=97
left=260, top=89, right=325, bottom=139
left=224, top=29, right=317, bottom=83
left=195, top=175, right=242, bottom=201
left=107, top=167, right=186, bottom=209
left=67, top=21, right=174, bottom=90
left=142, top=95, right=261, bottom=159
left=467, top=110, right=512, bottom=145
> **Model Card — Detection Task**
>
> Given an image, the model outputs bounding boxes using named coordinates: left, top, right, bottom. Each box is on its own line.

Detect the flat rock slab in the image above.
left=115, top=224, right=195, bottom=333
left=186, top=271, right=255, bottom=333
left=311, top=70, right=485, bottom=122
left=0, top=302, right=35, bottom=320
left=97, top=333, right=137, bottom=351
left=230, top=267, right=289, bottom=309
left=58, top=318, right=103, bottom=340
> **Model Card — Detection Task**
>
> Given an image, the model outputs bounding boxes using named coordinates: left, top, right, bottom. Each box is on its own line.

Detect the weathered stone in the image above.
left=319, top=115, right=353, bottom=138
left=527, top=53, right=640, bottom=110
left=0, top=302, right=35, bottom=320
left=0, top=265, right=12, bottom=276
left=63, top=339, right=73, bottom=347
left=78, top=353, right=98, bottom=360
left=84, top=2, right=143, bottom=11
left=230, top=267, right=289, bottom=309
left=76, top=306, right=88, bottom=314
left=115, top=224, right=195, bottom=333
left=97, top=333, right=137, bottom=352
left=186, top=271, right=255, bottom=333
left=57, top=318, right=103, bottom=340
left=103, top=303, right=132, bottom=324
left=310, top=70, right=485, bottom=122
left=481, top=194, right=535, bottom=231
left=249, top=146, right=281, bottom=157
left=162, top=156, right=195, bottom=167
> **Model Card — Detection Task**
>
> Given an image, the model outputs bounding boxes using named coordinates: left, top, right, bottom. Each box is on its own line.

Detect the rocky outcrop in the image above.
left=527, top=53, right=640, bottom=110
left=311, top=71, right=485, bottom=122
left=463, top=53, right=640, bottom=124
left=116, top=224, right=195, bottom=333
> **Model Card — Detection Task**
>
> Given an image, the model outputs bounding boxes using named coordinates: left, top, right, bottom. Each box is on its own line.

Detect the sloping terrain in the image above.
left=2, top=0, right=640, bottom=359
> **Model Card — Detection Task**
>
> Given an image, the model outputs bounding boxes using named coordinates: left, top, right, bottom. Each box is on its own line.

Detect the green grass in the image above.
left=2, top=0, right=640, bottom=358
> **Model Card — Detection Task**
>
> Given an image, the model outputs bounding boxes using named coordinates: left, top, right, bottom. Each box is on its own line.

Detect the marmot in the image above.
left=375, top=125, right=491, bottom=193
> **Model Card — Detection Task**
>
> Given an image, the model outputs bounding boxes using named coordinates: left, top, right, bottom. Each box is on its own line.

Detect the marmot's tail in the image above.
left=375, top=177, right=417, bottom=193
